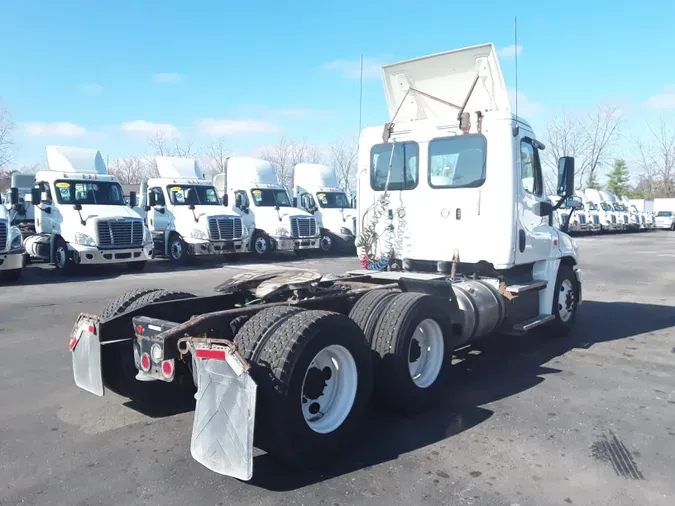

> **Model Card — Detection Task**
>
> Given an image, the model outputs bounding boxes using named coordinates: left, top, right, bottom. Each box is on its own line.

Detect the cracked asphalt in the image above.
left=1, top=232, right=674, bottom=506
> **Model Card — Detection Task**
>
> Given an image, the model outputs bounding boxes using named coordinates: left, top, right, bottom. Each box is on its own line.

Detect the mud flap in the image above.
left=190, top=345, right=257, bottom=481
left=70, top=313, right=104, bottom=397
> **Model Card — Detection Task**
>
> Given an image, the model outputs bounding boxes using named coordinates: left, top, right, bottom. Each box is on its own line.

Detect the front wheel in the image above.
left=251, top=231, right=272, bottom=259
left=54, top=239, right=75, bottom=275
left=168, top=235, right=190, bottom=265
left=319, top=233, right=333, bottom=254
left=548, top=263, right=579, bottom=337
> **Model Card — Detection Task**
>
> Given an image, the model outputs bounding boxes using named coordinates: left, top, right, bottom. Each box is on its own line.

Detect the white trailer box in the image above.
left=23, top=146, right=154, bottom=274
left=220, top=157, right=320, bottom=258
left=293, top=163, right=357, bottom=253
left=138, top=156, right=248, bottom=263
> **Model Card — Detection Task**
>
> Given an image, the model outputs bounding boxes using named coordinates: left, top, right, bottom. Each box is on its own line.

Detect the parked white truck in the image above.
left=69, top=43, right=582, bottom=481
left=5, top=173, right=36, bottom=226
left=292, top=163, right=357, bottom=253
left=621, top=196, right=645, bottom=230
left=629, top=198, right=655, bottom=229
left=213, top=157, right=320, bottom=259
left=0, top=192, right=24, bottom=282
left=575, top=190, right=602, bottom=232
left=22, top=145, right=154, bottom=274
left=137, top=156, right=248, bottom=264
left=549, top=195, right=587, bottom=233
left=585, top=188, right=619, bottom=231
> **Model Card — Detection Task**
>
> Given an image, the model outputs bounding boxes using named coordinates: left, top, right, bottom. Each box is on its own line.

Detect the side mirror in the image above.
left=293, top=197, right=298, bottom=207
left=73, top=203, right=83, bottom=211
left=129, top=191, right=137, bottom=208
left=31, top=188, right=41, bottom=206
left=557, top=156, right=575, bottom=197
left=533, top=201, right=553, bottom=217
left=235, top=194, right=242, bottom=208
left=568, top=199, right=582, bottom=210
left=222, top=194, right=228, bottom=207
left=40, top=191, right=50, bottom=204
left=9, top=187, right=19, bottom=206
left=148, top=192, right=157, bottom=207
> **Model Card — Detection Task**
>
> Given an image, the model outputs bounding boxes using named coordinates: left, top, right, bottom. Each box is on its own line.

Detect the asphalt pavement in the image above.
left=1, top=233, right=674, bottom=506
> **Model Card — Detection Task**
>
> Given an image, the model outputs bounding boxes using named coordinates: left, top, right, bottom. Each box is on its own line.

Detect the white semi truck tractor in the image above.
left=137, top=156, right=248, bottom=264
left=213, top=157, right=320, bottom=259
left=292, top=162, right=357, bottom=253
left=5, top=173, right=36, bottom=227
left=22, top=146, right=153, bottom=274
left=68, top=43, right=581, bottom=481
left=585, top=188, right=619, bottom=231
left=0, top=192, right=25, bottom=282
left=575, top=190, right=602, bottom=233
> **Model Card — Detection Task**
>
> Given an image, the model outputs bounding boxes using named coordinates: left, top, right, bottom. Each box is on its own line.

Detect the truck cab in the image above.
left=355, top=43, right=580, bottom=329
left=5, top=173, right=35, bottom=227
left=214, top=157, right=320, bottom=259
left=0, top=193, right=24, bottom=282
left=575, top=190, right=601, bottom=232
left=549, top=195, right=587, bottom=233
left=621, top=196, right=643, bottom=229
left=20, top=146, right=154, bottom=274
left=292, top=163, right=357, bottom=253
left=585, top=188, right=619, bottom=231
left=138, top=156, right=247, bottom=264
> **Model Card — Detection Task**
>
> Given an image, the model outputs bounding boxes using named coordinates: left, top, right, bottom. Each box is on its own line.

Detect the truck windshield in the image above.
left=600, top=203, right=613, bottom=211
left=251, top=188, right=292, bottom=207
left=587, top=202, right=598, bottom=211
left=316, top=191, right=351, bottom=209
left=657, top=211, right=672, bottom=217
left=54, top=180, right=125, bottom=205
left=166, top=185, right=220, bottom=205
left=612, top=204, right=623, bottom=212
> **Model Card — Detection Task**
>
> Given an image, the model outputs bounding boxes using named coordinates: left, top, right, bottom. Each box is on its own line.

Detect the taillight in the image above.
left=161, top=360, right=174, bottom=379
left=140, top=353, right=151, bottom=372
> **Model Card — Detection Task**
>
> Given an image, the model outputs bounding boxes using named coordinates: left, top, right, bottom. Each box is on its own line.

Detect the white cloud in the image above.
left=643, top=85, right=675, bottom=110
left=76, top=83, right=103, bottom=95
left=508, top=89, right=542, bottom=117
left=195, top=118, right=282, bottom=136
left=498, top=45, right=523, bottom=58
left=152, top=73, right=181, bottom=84
left=235, top=104, right=331, bottom=119
left=22, top=122, right=88, bottom=137
left=120, top=120, right=180, bottom=138
left=321, top=57, right=384, bottom=79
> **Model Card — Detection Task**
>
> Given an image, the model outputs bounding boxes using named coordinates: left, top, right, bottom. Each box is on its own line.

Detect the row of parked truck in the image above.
left=549, top=189, right=674, bottom=234
left=0, top=146, right=358, bottom=282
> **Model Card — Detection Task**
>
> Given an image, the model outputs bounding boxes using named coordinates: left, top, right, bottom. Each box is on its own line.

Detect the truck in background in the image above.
left=621, top=196, right=649, bottom=230
left=575, top=190, right=602, bottom=232
left=603, top=190, right=631, bottom=230
left=4, top=173, right=36, bottom=227
left=20, top=145, right=154, bottom=274
left=585, top=188, right=620, bottom=231
left=629, top=198, right=655, bottom=231
left=292, top=163, right=357, bottom=254
left=69, top=43, right=582, bottom=481
left=137, top=156, right=248, bottom=264
left=0, top=190, right=25, bottom=282
left=214, top=157, right=320, bottom=259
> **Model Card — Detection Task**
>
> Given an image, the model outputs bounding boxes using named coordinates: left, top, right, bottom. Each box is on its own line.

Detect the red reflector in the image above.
left=88, top=325, right=95, bottom=334
left=162, top=360, right=174, bottom=377
left=136, top=324, right=144, bottom=334
left=194, top=348, right=227, bottom=360
left=140, top=353, right=151, bottom=371
left=68, top=337, right=78, bottom=351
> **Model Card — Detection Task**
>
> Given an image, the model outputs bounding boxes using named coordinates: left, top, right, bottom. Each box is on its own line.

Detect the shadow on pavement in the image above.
left=112, top=299, right=675, bottom=491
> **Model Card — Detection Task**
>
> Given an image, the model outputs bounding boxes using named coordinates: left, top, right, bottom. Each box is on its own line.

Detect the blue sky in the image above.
left=2, top=0, right=674, bottom=167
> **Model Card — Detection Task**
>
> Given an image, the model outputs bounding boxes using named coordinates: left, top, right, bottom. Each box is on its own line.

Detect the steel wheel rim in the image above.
left=558, top=279, right=575, bottom=322
left=254, top=236, right=268, bottom=254
left=320, top=235, right=332, bottom=251
left=301, top=344, right=358, bottom=434
left=56, top=246, right=67, bottom=269
left=170, top=240, right=183, bottom=260
left=408, top=318, right=445, bottom=388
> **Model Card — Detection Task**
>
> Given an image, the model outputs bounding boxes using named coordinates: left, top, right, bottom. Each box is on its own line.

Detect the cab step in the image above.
left=506, top=280, right=547, bottom=294
left=513, top=314, right=555, bottom=333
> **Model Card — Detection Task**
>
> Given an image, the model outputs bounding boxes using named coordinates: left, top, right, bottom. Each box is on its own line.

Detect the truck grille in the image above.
left=593, top=215, right=600, bottom=225
left=578, top=214, right=586, bottom=225
left=641, top=215, right=646, bottom=224
left=208, top=216, right=243, bottom=241
left=0, top=220, right=7, bottom=252
left=623, top=215, right=629, bottom=224
left=611, top=215, right=616, bottom=224
left=290, top=217, right=317, bottom=238
left=96, top=219, right=144, bottom=249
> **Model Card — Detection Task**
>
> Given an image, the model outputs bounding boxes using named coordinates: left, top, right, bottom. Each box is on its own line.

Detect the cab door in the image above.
left=146, top=187, right=170, bottom=232
left=34, top=181, right=61, bottom=235
left=515, top=136, right=554, bottom=265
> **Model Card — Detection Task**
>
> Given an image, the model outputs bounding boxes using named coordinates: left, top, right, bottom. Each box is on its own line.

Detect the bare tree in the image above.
left=108, top=157, right=152, bottom=184
left=260, top=136, right=325, bottom=188
left=542, top=103, right=622, bottom=193
left=329, top=136, right=358, bottom=193
left=0, top=99, right=15, bottom=170
left=145, top=132, right=199, bottom=177
left=204, top=137, right=229, bottom=179
left=634, top=118, right=675, bottom=197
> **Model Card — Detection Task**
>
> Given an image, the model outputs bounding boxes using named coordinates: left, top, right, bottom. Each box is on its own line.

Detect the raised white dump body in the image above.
left=138, top=156, right=247, bottom=263
left=215, top=157, right=320, bottom=258
left=292, top=163, right=357, bottom=253
left=0, top=203, right=24, bottom=281
left=23, top=146, right=153, bottom=272
left=585, top=188, right=619, bottom=231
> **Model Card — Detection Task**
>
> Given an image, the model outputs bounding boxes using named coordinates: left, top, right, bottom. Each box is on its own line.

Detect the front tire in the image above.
left=251, top=230, right=272, bottom=259
left=548, top=263, right=579, bottom=337
left=319, top=232, right=333, bottom=254
left=168, top=234, right=190, bottom=265
left=54, top=239, right=75, bottom=275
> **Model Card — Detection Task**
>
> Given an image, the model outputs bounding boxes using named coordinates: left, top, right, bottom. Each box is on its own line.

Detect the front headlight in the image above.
left=241, top=225, right=249, bottom=239
left=340, top=227, right=353, bottom=236
left=74, top=232, right=96, bottom=247
left=143, top=227, right=152, bottom=245
left=9, top=230, right=22, bottom=251
left=275, top=227, right=290, bottom=238
left=191, top=228, right=208, bottom=240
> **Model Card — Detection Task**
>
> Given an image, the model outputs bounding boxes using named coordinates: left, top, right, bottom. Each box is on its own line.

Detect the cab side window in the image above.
left=520, top=139, right=543, bottom=196
left=149, top=187, right=166, bottom=206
